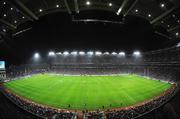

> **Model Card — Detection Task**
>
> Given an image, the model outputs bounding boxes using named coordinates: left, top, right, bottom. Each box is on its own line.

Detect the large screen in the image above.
left=0, top=61, right=5, bottom=70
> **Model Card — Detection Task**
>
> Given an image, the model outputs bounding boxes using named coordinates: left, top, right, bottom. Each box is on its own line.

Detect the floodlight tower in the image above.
left=87, top=51, right=94, bottom=56
left=34, top=53, right=40, bottom=59
left=119, top=52, right=125, bottom=56
left=104, top=52, right=110, bottom=55
left=71, top=51, right=78, bottom=56
left=79, top=51, right=85, bottom=55
left=86, top=1, right=91, bottom=6
left=133, top=51, right=141, bottom=57
left=33, top=52, right=41, bottom=63
left=56, top=52, right=62, bottom=55
left=48, top=51, right=56, bottom=56
left=95, top=51, right=102, bottom=56
left=112, top=52, right=117, bottom=55
left=63, top=51, right=69, bottom=56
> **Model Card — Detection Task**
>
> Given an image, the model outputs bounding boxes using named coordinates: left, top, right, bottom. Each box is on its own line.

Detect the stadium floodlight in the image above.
left=34, top=53, right=40, bottom=59
left=104, top=52, right=109, bottom=55
left=79, top=51, right=85, bottom=55
left=86, top=1, right=91, bottom=5
left=71, top=51, right=78, bottom=55
left=108, top=3, right=112, bottom=7
left=87, top=51, right=94, bottom=55
left=176, top=32, right=179, bottom=36
left=56, top=52, right=62, bottom=55
left=48, top=51, right=55, bottom=56
left=112, top=52, right=117, bottom=55
left=2, top=29, right=6, bottom=32
left=56, top=4, right=59, bottom=8
left=116, top=8, right=122, bottom=15
left=160, top=3, right=165, bottom=8
left=135, top=9, right=138, bottom=13
left=176, top=42, right=180, bottom=47
left=39, top=9, right=43, bottom=12
left=95, top=51, right=102, bottom=56
left=63, top=51, right=69, bottom=56
left=133, top=51, right=141, bottom=57
left=119, top=52, right=125, bottom=56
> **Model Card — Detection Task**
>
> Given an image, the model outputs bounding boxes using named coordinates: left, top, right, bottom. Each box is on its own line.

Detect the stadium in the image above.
left=0, top=0, right=180, bottom=119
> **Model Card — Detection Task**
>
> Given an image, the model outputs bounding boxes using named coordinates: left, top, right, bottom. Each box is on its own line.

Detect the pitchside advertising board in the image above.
left=0, top=61, right=5, bottom=70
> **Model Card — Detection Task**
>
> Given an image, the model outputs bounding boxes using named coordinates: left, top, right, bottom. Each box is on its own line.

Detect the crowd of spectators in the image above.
left=106, top=84, right=178, bottom=119
left=84, top=111, right=105, bottom=119
left=6, top=64, right=50, bottom=79
left=5, top=64, right=179, bottom=84
left=147, top=68, right=178, bottom=82
left=143, top=46, right=180, bottom=63
left=78, top=83, right=179, bottom=119
left=0, top=87, right=76, bottom=119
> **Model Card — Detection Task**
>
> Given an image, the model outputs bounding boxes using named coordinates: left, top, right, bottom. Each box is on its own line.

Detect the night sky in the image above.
left=0, top=11, right=176, bottom=65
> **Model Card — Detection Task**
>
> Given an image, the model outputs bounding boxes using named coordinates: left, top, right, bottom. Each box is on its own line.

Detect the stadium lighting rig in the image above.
left=48, top=51, right=55, bottom=56
left=79, top=51, right=85, bottom=55
left=34, top=53, right=40, bottom=59
left=71, top=51, right=78, bottom=55
left=176, top=32, right=179, bottom=36
left=135, top=9, right=138, bottom=13
left=39, top=9, right=43, bottom=12
left=63, top=51, right=69, bottom=56
left=95, top=51, right=102, bottom=56
left=119, top=52, right=125, bottom=56
left=112, top=52, right=117, bottom=55
left=133, top=51, right=141, bottom=57
left=108, top=3, right=112, bottom=7
left=117, top=8, right=122, bottom=15
left=160, top=3, right=165, bottom=8
left=2, top=29, right=6, bottom=32
left=87, top=51, right=94, bottom=55
left=86, top=1, right=91, bottom=6
left=104, top=52, right=110, bottom=55
left=56, top=5, right=59, bottom=8
left=56, top=52, right=62, bottom=55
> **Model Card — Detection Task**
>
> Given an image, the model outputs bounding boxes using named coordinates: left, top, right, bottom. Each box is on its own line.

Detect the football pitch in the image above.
left=3, top=74, right=172, bottom=110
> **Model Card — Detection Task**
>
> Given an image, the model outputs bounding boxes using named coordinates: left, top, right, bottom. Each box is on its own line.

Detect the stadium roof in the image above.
left=0, top=0, right=180, bottom=64
left=0, top=0, right=180, bottom=39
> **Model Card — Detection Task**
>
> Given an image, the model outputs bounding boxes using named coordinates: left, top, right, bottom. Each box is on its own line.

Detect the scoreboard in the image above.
left=0, top=61, right=6, bottom=80
left=0, top=61, right=5, bottom=70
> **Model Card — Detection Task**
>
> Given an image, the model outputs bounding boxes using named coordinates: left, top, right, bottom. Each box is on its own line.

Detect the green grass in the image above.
left=3, top=74, right=171, bottom=110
